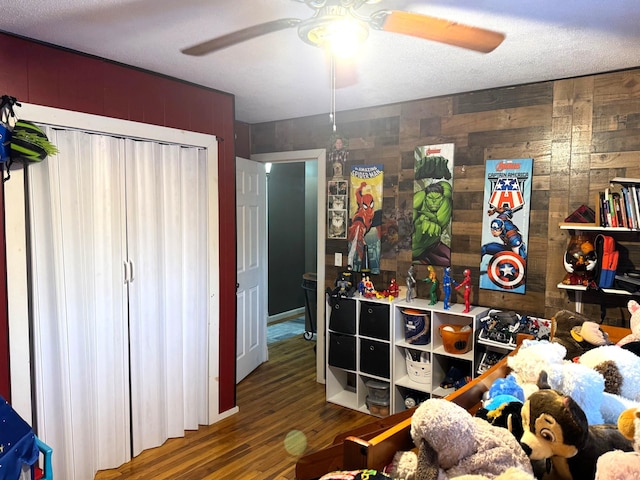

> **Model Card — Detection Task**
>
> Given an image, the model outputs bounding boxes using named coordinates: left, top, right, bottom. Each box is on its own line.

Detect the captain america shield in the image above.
left=487, top=251, right=526, bottom=289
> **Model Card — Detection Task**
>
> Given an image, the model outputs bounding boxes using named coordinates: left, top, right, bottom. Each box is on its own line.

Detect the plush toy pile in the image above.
left=386, top=302, right=640, bottom=480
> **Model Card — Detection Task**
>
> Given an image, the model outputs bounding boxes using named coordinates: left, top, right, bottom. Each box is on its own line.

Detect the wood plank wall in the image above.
left=251, top=68, right=640, bottom=324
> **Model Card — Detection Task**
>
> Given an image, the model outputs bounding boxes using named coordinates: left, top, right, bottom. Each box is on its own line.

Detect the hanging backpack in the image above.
left=0, top=95, right=19, bottom=179
left=0, top=94, right=58, bottom=181
left=594, top=234, right=618, bottom=289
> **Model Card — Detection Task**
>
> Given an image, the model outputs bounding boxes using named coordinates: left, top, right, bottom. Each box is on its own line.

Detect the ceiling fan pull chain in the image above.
left=330, top=54, right=337, bottom=132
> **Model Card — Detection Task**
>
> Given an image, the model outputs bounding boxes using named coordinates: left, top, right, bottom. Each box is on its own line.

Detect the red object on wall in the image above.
left=0, top=32, right=237, bottom=412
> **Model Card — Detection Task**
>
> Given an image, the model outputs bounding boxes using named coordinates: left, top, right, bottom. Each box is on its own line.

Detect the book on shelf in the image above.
left=612, top=192, right=625, bottom=227
left=622, top=186, right=635, bottom=229
left=597, top=179, right=640, bottom=229
left=632, top=185, right=640, bottom=230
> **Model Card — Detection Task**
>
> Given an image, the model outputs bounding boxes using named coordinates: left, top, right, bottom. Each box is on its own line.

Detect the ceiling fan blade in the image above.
left=182, top=18, right=302, bottom=56
left=375, top=10, right=505, bottom=53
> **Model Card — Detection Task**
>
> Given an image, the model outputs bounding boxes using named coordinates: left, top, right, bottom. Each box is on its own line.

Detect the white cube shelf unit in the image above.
left=326, top=295, right=489, bottom=416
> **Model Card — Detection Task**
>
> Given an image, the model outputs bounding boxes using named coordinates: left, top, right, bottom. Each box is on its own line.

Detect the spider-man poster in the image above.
left=480, top=159, right=533, bottom=294
left=347, top=165, right=383, bottom=274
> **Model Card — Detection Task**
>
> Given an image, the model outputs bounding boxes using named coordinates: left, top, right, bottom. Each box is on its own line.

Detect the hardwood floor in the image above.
left=94, top=335, right=373, bottom=479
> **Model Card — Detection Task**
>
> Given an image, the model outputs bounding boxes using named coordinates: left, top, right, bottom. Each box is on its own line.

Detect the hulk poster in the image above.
left=480, top=158, right=533, bottom=294
left=347, top=165, right=383, bottom=274
left=412, top=144, right=454, bottom=266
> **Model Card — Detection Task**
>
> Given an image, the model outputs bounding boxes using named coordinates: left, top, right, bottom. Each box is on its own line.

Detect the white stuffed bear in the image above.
left=388, top=398, right=534, bottom=480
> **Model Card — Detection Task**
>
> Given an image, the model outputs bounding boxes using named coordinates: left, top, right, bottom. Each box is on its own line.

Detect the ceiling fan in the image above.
left=181, top=0, right=505, bottom=57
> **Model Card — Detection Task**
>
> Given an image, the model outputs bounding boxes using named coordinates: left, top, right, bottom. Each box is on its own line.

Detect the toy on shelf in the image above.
left=455, top=268, right=472, bottom=313
left=562, top=233, right=597, bottom=286
left=406, top=265, right=416, bottom=302
left=362, top=275, right=378, bottom=298
left=328, top=265, right=356, bottom=298
left=442, top=266, right=453, bottom=309
left=421, top=265, right=438, bottom=305
left=384, top=278, right=399, bottom=300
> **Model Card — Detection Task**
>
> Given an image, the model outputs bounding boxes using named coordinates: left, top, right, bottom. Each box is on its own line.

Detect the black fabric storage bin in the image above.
left=329, top=332, right=356, bottom=370
left=359, top=302, right=390, bottom=340
left=360, top=338, right=390, bottom=378
left=328, top=298, right=356, bottom=334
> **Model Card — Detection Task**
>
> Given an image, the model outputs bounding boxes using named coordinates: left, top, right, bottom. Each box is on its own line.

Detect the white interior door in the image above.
left=235, top=157, right=267, bottom=383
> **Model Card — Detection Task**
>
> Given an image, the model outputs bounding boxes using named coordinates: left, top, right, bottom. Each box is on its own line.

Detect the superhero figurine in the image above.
left=386, top=278, right=399, bottom=299
left=329, top=265, right=356, bottom=298
left=406, top=265, right=417, bottom=302
left=442, top=266, right=453, bottom=310
left=455, top=268, right=472, bottom=313
left=422, top=265, right=438, bottom=305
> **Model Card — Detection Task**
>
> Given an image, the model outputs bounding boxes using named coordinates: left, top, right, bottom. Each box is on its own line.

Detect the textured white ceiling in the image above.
left=1, top=0, right=639, bottom=124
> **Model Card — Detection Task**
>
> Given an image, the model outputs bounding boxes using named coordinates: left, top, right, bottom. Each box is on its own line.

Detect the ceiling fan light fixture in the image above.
left=299, top=17, right=369, bottom=59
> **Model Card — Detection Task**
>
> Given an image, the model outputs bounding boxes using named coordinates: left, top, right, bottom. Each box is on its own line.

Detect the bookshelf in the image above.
left=595, top=178, right=640, bottom=230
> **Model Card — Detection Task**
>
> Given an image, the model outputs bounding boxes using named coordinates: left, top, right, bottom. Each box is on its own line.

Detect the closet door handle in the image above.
left=129, top=260, right=135, bottom=283
left=124, top=261, right=130, bottom=284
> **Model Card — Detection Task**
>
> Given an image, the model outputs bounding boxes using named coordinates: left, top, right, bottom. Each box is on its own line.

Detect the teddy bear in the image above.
left=518, top=372, right=633, bottom=480
left=388, top=398, right=535, bottom=480
left=595, top=407, right=640, bottom=480
left=616, top=299, right=640, bottom=348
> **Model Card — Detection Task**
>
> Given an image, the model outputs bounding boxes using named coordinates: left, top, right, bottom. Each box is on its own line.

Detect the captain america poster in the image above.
left=480, top=159, right=533, bottom=294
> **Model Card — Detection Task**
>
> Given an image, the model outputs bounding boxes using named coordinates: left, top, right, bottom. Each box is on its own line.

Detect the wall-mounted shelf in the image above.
left=558, top=181, right=640, bottom=317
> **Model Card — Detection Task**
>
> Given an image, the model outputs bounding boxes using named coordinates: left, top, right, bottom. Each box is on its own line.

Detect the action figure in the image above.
left=422, top=265, right=438, bottom=305
left=328, top=265, right=356, bottom=298
left=363, top=275, right=377, bottom=298
left=455, top=268, right=472, bottom=313
left=406, top=265, right=417, bottom=302
left=386, top=278, right=399, bottom=299
left=442, top=266, right=453, bottom=310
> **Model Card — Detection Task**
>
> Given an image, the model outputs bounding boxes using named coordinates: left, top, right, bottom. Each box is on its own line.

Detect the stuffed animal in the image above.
left=550, top=310, right=610, bottom=360
left=519, top=372, right=633, bottom=480
left=507, top=339, right=607, bottom=424
left=595, top=407, right=640, bottom=479
left=616, top=299, right=640, bottom=347
left=476, top=401, right=525, bottom=444
left=388, top=398, right=535, bottom=480
left=577, top=344, right=640, bottom=402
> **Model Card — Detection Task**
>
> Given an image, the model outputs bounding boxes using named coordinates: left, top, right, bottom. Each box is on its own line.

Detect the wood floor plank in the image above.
left=94, top=335, right=374, bottom=479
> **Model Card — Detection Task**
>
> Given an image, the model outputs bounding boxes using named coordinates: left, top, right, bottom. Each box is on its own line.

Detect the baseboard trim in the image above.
left=268, top=307, right=305, bottom=325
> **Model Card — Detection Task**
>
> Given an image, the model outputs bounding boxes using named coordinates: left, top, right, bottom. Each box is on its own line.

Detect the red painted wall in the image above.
left=0, top=33, right=237, bottom=412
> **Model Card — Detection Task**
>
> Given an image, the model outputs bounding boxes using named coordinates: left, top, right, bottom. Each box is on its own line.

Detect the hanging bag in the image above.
left=0, top=95, right=19, bottom=180
left=594, top=234, right=618, bottom=288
